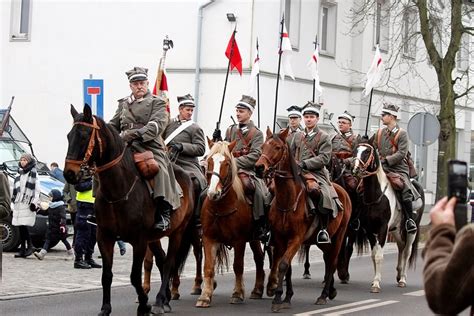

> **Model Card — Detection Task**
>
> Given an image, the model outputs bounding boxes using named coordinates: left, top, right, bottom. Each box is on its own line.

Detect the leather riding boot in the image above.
left=316, top=214, right=330, bottom=244
left=402, top=200, right=417, bottom=234
left=154, top=198, right=171, bottom=231
left=254, top=216, right=270, bottom=243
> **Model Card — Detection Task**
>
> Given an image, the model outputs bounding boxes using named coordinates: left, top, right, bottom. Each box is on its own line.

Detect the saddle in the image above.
left=238, top=171, right=255, bottom=204
left=133, top=151, right=159, bottom=180
left=301, top=173, right=321, bottom=200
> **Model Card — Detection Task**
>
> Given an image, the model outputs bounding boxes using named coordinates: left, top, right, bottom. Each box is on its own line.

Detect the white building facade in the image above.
left=1, top=0, right=472, bottom=203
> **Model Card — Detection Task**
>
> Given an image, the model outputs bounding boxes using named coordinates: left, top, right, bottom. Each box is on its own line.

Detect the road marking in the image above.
left=293, top=299, right=380, bottom=315
left=403, top=289, right=425, bottom=296
left=324, top=300, right=399, bottom=315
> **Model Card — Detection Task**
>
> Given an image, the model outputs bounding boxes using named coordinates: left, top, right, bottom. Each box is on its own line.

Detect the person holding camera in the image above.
left=423, top=196, right=473, bottom=315
left=11, top=153, right=41, bottom=258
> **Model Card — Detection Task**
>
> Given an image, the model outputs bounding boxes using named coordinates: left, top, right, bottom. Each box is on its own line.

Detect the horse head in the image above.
left=255, top=127, right=290, bottom=179
left=353, top=143, right=380, bottom=178
left=205, top=138, right=242, bottom=201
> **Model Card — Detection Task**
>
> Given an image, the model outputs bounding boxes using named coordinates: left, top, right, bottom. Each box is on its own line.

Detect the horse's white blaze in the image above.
left=208, top=153, right=225, bottom=195
left=353, top=145, right=366, bottom=171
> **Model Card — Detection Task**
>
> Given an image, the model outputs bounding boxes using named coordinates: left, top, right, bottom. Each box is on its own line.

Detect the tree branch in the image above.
left=454, top=85, right=474, bottom=100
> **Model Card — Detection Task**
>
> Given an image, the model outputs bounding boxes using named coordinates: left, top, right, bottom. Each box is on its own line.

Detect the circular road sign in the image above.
left=407, top=112, right=440, bottom=146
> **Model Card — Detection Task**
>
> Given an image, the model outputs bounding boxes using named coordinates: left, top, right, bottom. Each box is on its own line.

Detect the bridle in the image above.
left=354, top=144, right=378, bottom=178
left=259, top=141, right=293, bottom=180
left=206, top=154, right=234, bottom=198
left=65, top=116, right=125, bottom=173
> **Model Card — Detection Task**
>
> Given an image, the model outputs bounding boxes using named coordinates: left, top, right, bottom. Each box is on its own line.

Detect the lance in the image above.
left=312, top=35, right=318, bottom=103
left=215, top=27, right=237, bottom=141
left=272, top=14, right=285, bottom=133
left=0, top=96, right=15, bottom=138
left=256, top=38, right=261, bottom=128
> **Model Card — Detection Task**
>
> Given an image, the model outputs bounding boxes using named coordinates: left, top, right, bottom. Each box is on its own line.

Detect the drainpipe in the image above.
left=194, top=0, right=215, bottom=122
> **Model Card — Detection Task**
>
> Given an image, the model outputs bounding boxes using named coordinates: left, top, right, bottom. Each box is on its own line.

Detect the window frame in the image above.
left=374, top=0, right=390, bottom=52
left=10, top=0, right=32, bottom=42
left=284, top=0, right=302, bottom=50
left=402, top=8, right=417, bottom=59
left=318, top=0, right=338, bottom=57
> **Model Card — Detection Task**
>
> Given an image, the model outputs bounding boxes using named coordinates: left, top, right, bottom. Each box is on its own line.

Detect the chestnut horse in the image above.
left=195, top=140, right=265, bottom=308
left=352, top=142, right=424, bottom=292
left=64, top=105, right=194, bottom=316
left=255, top=128, right=352, bottom=312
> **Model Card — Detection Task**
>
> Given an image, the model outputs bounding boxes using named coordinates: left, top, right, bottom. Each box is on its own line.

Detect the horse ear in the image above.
left=83, top=103, right=93, bottom=122
left=206, top=136, right=214, bottom=150
left=279, top=127, right=289, bottom=141
left=70, top=104, right=79, bottom=119
left=266, top=126, right=273, bottom=139
left=228, top=140, right=238, bottom=153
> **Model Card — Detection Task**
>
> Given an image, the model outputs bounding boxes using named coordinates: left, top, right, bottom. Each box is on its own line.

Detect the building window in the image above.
left=374, top=0, right=390, bottom=51
left=457, top=33, right=470, bottom=72
left=284, top=0, right=301, bottom=50
left=276, top=117, right=289, bottom=132
left=10, top=0, right=32, bottom=41
left=402, top=8, right=417, bottom=58
left=319, top=1, right=337, bottom=56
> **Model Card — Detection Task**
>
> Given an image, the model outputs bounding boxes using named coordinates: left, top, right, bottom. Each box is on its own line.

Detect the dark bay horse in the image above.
left=195, top=140, right=265, bottom=308
left=64, top=105, right=194, bottom=315
left=352, top=142, right=424, bottom=292
left=255, top=128, right=352, bottom=312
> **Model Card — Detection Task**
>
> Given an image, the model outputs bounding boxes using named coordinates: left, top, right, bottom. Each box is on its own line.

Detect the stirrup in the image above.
left=405, top=219, right=417, bottom=234
left=153, top=215, right=170, bottom=231
left=316, top=229, right=331, bottom=244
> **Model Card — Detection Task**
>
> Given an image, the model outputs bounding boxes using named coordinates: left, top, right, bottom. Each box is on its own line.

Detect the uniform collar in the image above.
left=174, top=116, right=190, bottom=124
left=304, top=126, right=318, bottom=138
left=342, top=130, right=353, bottom=138
left=388, top=125, right=399, bottom=135
left=127, top=91, right=150, bottom=104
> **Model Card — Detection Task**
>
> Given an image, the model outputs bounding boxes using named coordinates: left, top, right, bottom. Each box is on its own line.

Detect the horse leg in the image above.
left=196, top=237, right=218, bottom=308
left=396, top=230, right=416, bottom=288
left=249, top=240, right=264, bottom=299
left=368, top=235, right=384, bottom=293
left=142, top=246, right=154, bottom=295
left=272, top=240, right=300, bottom=312
left=316, top=247, right=338, bottom=305
left=303, top=244, right=311, bottom=279
left=267, top=239, right=284, bottom=297
left=190, top=228, right=203, bottom=295
left=130, top=240, right=151, bottom=316
left=170, top=269, right=181, bottom=300
left=282, top=264, right=294, bottom=309
left=97, top=231, right=115, bottom=316
left=337, top=232, right=354, bottom=284
left=230, top=242, right=246, bottom=304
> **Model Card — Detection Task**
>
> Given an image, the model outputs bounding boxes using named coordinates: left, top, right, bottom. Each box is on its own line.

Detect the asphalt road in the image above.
left=2, top=247, right=470, bottom=316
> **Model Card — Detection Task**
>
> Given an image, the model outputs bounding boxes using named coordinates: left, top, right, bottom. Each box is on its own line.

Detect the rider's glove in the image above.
left=212, top=129, right=222, bottom=142
left=121, top=130, right=141, bottom=143
left=298, top=161, right=307, bottom=170
left=170, top=143, right=184, bottom=153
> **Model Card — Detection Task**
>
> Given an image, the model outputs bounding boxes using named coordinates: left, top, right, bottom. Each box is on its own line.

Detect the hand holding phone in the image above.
left=447, top=160, right=468, bottom=230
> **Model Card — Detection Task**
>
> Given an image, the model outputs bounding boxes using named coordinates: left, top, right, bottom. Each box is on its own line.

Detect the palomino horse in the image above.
left=64, top=105, right=194, bottom=315
left=352, top=142, right=424, bottom=292
left=255, top=128, right=352, bottom=312
left=195, top=140, right=265, bottom=308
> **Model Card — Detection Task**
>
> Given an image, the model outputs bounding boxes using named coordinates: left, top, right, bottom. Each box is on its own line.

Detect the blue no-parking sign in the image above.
left=83, top=79, right=104, bottom=118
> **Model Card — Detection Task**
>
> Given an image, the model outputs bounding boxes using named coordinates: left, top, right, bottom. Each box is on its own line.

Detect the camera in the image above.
left=447, top=160, right=469, bottom=230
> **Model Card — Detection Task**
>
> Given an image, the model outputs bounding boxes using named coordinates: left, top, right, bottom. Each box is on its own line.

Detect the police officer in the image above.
left=215, top=95, right=269, bottom=241
left=373, top=103, right=420, bottom=234
left=163, top=94, right=206, bottom=226
left=292, top=101, right=341, bottom=244
left=286, top=105, right=303, bottom=145
left=109, top=67, right=181, bottom=231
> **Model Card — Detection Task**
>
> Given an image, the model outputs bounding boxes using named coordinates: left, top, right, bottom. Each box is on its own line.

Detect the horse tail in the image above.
left=216, top=244, right=230, bottom=274
left=297, top=244, right=310, bottom=264
left=408, top=179, right=425, bottom=268
left=355, top=225, right=369, bottom=255
left=171, top=220, right=194, bottom=279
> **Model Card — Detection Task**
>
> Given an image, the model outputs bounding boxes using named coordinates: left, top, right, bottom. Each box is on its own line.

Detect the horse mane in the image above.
left=273, top=133, right=303, bottom=186
left=208, top=141, right=245, bottom=202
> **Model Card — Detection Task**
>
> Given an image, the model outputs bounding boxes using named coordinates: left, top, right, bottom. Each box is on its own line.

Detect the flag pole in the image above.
left=216, top=27, right=236, bottom=137
left=312, top=35, right=318, bottom=102
left=256, top=38, right=261, bottom=128
left=273, top=14, right=285, bottom=133
left=364, top=88, right=374, bottom=137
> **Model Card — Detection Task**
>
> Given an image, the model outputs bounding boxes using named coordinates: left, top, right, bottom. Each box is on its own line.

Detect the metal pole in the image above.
left=273, top=15, right=284, bottom=132
left=419, top=113, right=426, bottom=186
left=312, top=35, right=317, bottom=103
left=256, top=38, right=260, bottom=128
left=364, top=88, right=374, bottom=137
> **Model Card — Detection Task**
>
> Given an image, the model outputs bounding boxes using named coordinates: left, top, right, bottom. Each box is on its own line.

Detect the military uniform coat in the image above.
left=225, top=120, right=268, bottom=220
left=163, top=117, right=207, bottom=191
left=287, top=125, right=303, bottom=147
left=109, top=91, right=181, bottom=210
left=373, top=125, right=420, bottom=201
left=292, top=126, right=339, bottom=217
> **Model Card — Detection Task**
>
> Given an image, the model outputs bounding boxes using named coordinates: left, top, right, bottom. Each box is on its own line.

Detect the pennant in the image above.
left=280, top=22, right=295, bottom=80
left=153, top=69, right=170, bottom=113
left=225, top=32, right=243, bottom=75
left=307, top=46, right=323, bottom=98
left=248, top=44, right=260, bottom=98
left=364, top=45, right=384, bottom=96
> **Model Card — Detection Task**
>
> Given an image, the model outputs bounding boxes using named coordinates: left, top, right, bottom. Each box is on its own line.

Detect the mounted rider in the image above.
left=163, top=94, right=207, bottom=227
left=213, top=95, right=270, bottom=241
left=109, top=66, right=182, bottom=231
left=331, top=110, right=361, bottom=193
left=291, top=101, right=342, bottom=244
left=372, top=103, right=421, bottom=234
left=286, top=105, right=303, bottom=145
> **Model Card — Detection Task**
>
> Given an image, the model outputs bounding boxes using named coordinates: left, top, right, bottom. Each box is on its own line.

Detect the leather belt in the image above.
left=122, top=122, right=144, bottom=130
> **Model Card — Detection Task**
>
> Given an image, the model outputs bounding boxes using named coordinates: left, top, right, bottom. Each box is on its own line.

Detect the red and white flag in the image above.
left=280, top=22, right=294, bottom=80
left=225, top=31, right=243, bottom=76
left=307, top=46, right=323, bottom=98
left=153, top=68, right=170, bottom=113
left=248, top=45, right=260, bottom=98
left=364, top=45, right=384, bottom=96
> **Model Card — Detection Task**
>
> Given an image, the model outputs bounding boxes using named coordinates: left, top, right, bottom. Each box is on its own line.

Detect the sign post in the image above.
left=83, top=79, right=104, bottom=118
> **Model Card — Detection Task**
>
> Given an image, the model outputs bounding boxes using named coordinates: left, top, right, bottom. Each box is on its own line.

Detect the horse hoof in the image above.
left=171, top=293, right=180, bottom=300
left=267, top=288, right=275, bottom=297
left=98, top=310, right=111, bottom=316
left=151, top=304, right=164, bottom=315
left=250, top=290, right=263, bottom=299
left=163, top=303, right=172, bottom=313
left=190, top=287, right=202, bottom=295
left=370, top=286, right=381, bottom=293
left=396, top=276, right=401, bottom=282
left=303, top=273, right=311, bottom=279
left=340, top=279, right=349, bottom=284
left=281, top=302, right=291, bottom=309
left=315, top=297, right=328, bottom=305
left=271, top=303, right=282, bottom=312
left=230, top=296, right=244, bottom=304
left=329, top=289, right=337, bottom=300
left=398, top=281, right=407, bottom=288
left=195, top=298, right=211, bottom=308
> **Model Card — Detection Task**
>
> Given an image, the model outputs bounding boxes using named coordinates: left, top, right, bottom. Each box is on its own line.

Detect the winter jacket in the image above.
left=38, top=201, right=67, bottom=241
left=12, top=172, right=41, bottom=227
left=0, top=171, right=11, bottom=219
left=423, top=223, right=474, bottom=315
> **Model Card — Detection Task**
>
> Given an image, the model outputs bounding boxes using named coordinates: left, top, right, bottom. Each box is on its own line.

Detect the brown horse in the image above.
left=195, top=140, right=265, bottom=308
left=255, top=128, right=352, bottom=312
left=64, top=105, right=194, bottom=316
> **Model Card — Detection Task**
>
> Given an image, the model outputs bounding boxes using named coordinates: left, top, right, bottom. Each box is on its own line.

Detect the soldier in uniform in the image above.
left=291, top=101, right=341, bottom=244
left=286, top=105, right=303, bottom=145
left=372, top=103, right=421, bottom=234
left=163, top=94, right=206, bottom=226
left=213, top=95, right=269, bottom=241
left=109, top=66, right=182, bottom=231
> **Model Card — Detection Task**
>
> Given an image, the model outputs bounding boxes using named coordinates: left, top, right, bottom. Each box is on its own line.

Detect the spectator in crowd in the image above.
left=49, top=162, right=65, bottom=183
left=12, top=153, right=41, bottom=258
left=34, top=189, right=73, bottom=260
left=63, top=181, right=77, bottom=245
left=0, top=169, right=10, bottom=219
left=117, top=240, right=126, bottom=256
left=423, top=196, right=473, bottom=315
